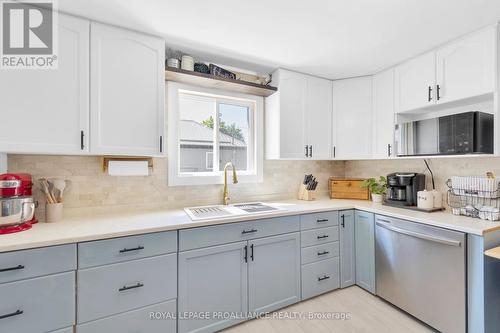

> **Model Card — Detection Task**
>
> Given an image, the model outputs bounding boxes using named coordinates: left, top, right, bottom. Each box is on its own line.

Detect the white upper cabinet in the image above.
left=265, top=69, right=332, bottom=160
left=90, top=23, right=165, bottom=156
left=372, top=69, right=395, bottom=158
left=0, top=13, right=90, bottom=154
left=332, top=76, right=373, bottom=160
left=305, top=76, right=333, bottom=160
left=436, top=27, right=496, bottom=104
left=394, top=52, right=436, bottom=113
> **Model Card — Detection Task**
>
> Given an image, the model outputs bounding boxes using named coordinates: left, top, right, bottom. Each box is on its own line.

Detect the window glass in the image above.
left=218, top=103, right=250, bottom=171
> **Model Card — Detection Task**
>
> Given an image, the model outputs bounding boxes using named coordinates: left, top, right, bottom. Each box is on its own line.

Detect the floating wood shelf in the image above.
left=165, top=67, right=277, bottom=97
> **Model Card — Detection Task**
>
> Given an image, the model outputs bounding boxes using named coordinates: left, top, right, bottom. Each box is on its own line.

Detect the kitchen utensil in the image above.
left=0, top=173, right=37, bottom=234
left=0, top=197, right=35, bottom=227
left=51, top=179, right=66, bottom=202
left=39, top=178, right=56, bottom=204
left=181, top=55, right=194, bottom=71
left=432, top=190, right=442, bottom=208
left=45, top=202, right=63, bottom=223
left=329, top=178, right=369, bottom=200
left=417, top=190, right=434, bottom=209
left=166, top=58, right=180, bottom=68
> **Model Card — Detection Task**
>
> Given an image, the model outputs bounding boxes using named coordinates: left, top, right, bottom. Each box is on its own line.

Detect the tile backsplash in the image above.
left=7, top=155, right=345, bottom=216
left=8, top=154, right=500, bottom=218
left=346, top=157, right=500, bottom=199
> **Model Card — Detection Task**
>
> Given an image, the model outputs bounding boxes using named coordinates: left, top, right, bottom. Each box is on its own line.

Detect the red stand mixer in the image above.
left=0, top=173, right=37, bottom=234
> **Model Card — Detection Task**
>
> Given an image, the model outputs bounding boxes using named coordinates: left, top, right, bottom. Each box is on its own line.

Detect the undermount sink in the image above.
left=184, top=202, right=283, bottom=221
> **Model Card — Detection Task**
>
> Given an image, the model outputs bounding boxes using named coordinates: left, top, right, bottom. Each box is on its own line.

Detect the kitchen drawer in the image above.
left=302, top=257, right=340, bottom=299
left=179, top=215, right=300, bottom=251
left=77, top=253, right=177, bottom=323
left=300, top=211, right=339, bottom=230
left=301, top=242, right=339, bottom=265
left=301, top=226, right=339, bottom=248
left=78, top=231, right=177, bottom=268
left=76, top=299, right=176, bottom=333
left=0, top=244, right=76, bottom=284
left=0, top=272, right=75, bottom=333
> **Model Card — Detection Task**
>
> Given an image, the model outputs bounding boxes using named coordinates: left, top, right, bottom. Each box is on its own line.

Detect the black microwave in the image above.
left=397, top=111, right=493, bottom=156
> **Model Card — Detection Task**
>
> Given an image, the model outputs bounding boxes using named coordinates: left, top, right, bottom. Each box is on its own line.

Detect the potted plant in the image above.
left=361, top=176, right=387, bottom=203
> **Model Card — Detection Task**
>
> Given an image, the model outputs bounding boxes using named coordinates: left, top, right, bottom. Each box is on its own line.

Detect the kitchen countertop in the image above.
left=484, top=246, right=500, bottom=259
left=1, top=198, right=500, bottom=253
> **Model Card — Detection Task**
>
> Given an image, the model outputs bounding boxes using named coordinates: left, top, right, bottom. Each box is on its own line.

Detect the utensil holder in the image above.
left=46, top=203, right=63, bottom=223
left=298, top=184, right=316, bottom=201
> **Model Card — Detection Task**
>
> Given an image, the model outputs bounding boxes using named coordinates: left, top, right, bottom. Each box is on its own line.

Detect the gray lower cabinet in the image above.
left=354, top=210, right=376, bottom=294
left=248, top=233, right=301, bottom=314
left=77, top=253, right=177, bottom=323
left=302, top=258, right=340, bottom=299
left=0, top=272, right=75, bottom=333
left=49, top=328, right=74, bottom=333
left=339, top=210, right=355, bottom=288
left=178, top=242, right=248, bottom=333
left=76, top=299, right=176, bottom=333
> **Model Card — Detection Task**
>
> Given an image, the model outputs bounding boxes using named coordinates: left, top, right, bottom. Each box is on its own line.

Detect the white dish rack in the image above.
left=447, top=176, right=500, bottom=221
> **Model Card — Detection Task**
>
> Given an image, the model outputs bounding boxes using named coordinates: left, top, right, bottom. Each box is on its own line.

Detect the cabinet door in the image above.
left=178, top=242, right=248, bottom=333
left=0, top=13, right=89, bottom=154
left=436, top=27, right=495, bottom=104
left=306, top=77, right=333, bottom=159
left=278, top=70, right=307, bottom=159
left=395, top=52, right=435, bottom=112
left=339, top=210, right=355, bottom=288
left=248, top=233, right=300, bottom=314
left=372, top=69, right=395, bottom=159
left=332, top=77, right=373, bottom=159
left=90, top=22, right=165, bottom=156
left=355, top=211, right=376, bottom=294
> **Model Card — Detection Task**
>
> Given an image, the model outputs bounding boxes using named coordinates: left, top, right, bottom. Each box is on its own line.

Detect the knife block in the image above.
left=298, top=184, right=316, bottom=201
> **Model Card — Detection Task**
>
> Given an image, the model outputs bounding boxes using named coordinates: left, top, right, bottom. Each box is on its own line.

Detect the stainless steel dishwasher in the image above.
left=375, top=215, right=466, bottom=333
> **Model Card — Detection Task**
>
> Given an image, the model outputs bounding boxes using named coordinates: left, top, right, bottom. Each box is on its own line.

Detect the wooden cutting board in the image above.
left=329, top=178, right=369, bottom=200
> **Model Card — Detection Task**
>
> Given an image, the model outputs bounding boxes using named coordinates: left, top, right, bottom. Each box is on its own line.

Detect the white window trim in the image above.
left=167, top=82, right=264, bottom=186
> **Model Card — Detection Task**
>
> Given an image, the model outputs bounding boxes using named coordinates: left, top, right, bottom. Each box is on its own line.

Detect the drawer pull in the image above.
left=118, top=282, right=144, bottom=292
left=0, top=265, right=24, bottom=273
left=317, top=251, right=330, bottom=256
left=317, top=235, right=329, bottom=239
left=119, top=246, right=144, bottom=253
left=242, top=229, right=258, bottom=235
left=318, top=275, right=330, bottom=281
left=316, top=219, right=329, bottom=223
left=0, top=309, right=23, bottom=320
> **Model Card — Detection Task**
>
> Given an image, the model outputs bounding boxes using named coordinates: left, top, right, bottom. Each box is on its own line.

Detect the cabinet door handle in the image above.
left=244, top=245, right=248, bottom=263
left=0, top=264, right=25, bottom=273
left=242, top=229, right=258, bottom=235
left=80, top=130, right=85, bottom=150
left=333, top=146, right=336, bottom=158
left=318, top=275, right=330, bottom=281
left=317, top=235, right=329, bottom=239
left=159, top=136, right=163, bottom=153
left=309, top=145, right=313, bottom=158
left=0, top=309, right=23, bottom=320
left=436, top=84, right=441, bottom=100
left=119, top=246, right=144, bottom=253
left=305, top=145, right=309, bottom=157
left=250, top=244, right=254, bottom=261
left=428, top=86, right=433, bottom=102
left=119, top=282, right=144, bottom=292
left=316, top=218, right=329, bottom=223
left=341, top=214, right=345, bottom=228
left=387, top=144, right=392, bottom=157
left=317, top=251, right=330, bottom=256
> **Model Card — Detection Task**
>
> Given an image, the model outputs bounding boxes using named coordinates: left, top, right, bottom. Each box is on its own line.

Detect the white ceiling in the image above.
left=58, top=0, right=500, bottom=79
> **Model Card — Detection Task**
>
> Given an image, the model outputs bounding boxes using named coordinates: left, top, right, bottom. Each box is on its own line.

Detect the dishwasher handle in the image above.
left=376, top=220, right=462, bottom=247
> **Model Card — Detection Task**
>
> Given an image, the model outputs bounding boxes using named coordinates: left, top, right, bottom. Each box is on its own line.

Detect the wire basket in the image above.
left=446, top=178, right=500, bottom=221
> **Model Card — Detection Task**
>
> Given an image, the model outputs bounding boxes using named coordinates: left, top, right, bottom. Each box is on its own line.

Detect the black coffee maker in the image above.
left=385, top=173, right=425, bottom=207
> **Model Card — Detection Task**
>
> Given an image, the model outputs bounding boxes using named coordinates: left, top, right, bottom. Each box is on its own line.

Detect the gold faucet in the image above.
left=223, top=162, right=238, bottom=205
